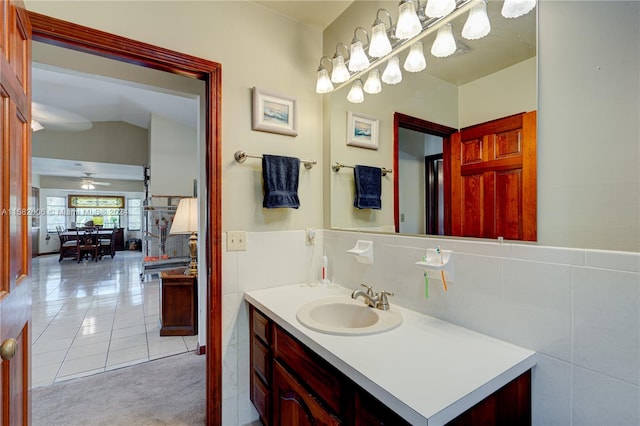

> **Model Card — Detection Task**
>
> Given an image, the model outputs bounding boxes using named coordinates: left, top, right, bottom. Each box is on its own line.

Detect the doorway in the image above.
left=29, top=11, right=223, bottom=425
left=393, top=112, right=457, bottom=235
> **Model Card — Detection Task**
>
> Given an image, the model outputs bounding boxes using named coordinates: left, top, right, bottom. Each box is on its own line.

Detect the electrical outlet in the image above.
left=227, top=231, right=247, bottom=251
left=306, top=228, right=316, bottom=245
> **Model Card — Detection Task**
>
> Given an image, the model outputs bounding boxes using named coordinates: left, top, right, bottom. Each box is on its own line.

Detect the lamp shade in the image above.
left=395, top=1, right=422, bottom=40
left=170, top=197, right=198, bottom=234
left=431, top=23, right=457, bottom=57
left=316, top=68, right=334, bottom=94
left=501, top=0, right=536, bottom=18
left=347, top=79, right=365, bottom=103
left=462, top=1, right=491, bottom=40
left=404, top=42, right=427, bottom=72
left=363, top=69, right=382, bottom=94
left=381, top=56, right=402, bottom=85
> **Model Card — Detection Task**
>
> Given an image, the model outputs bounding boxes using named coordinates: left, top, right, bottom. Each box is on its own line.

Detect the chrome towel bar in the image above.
left=234, top=150, right=316, bottom=169
left=332, top=162, right=392, bottom=176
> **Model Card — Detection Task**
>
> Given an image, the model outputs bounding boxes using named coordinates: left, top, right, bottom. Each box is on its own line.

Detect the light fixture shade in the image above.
left=431, top=23, right=457, bottom=57
left=347, top=79, right=365, bottom=103
left=462, top=1, right=491, bottom=40
left=395, top=1, right=422, bottom=40
left=170, top=197, right=198, bottom=234
left=501, top=0, right=536, bottom=18
left=331, top=55, right=350, bottom=83
left=381, top=56, right=402, bottom=85
left=425, top=0, right=456, bottom=18
left=404, top=42, right=426, bottom=72
left=315, top=69, right=334, bottom=94
left=363, top=69, right=382, bottom=94
left=369, top=23, right=392, bottom=58
left=81, top=183, right=95, bottom=190
left=348, top=40, right=370, bottom=72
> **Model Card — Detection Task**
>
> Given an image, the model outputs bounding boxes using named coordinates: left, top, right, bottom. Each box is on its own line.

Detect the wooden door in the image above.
left=273, top=362, right=341, bottom=426
left=450, top=111, right=536, bottom=241
left=0, top=0, right=32, bottom=424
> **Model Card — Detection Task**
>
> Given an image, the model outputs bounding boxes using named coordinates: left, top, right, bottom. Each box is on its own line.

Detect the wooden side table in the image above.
left=159, top=268, right=198, bottom=336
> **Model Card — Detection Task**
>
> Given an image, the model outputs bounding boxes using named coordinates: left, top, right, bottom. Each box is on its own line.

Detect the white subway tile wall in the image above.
left=222, top=229, right=640, bottom=426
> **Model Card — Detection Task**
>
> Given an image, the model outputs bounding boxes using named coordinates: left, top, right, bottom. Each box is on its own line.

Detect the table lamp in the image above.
left=170, top=197, right=198, bottom=275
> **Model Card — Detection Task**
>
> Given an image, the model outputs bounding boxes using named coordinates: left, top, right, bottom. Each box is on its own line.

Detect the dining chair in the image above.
left=99, top=229, right=116, bottom=259
left=77, top=229, right=99, bottom=262
left=57, top=226, right=79, bottom=262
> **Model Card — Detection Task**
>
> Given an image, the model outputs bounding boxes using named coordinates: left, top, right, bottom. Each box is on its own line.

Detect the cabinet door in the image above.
left=273, top=361, right=341, bottom=426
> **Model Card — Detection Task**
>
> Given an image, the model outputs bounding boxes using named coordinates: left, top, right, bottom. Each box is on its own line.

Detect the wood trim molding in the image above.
left=28, top=11, right=223, bottom=425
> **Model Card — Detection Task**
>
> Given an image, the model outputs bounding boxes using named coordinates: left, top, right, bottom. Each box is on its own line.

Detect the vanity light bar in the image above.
left=234, top=150, right=317, bottom=170
left=329, top=0, right=480, bottom=94
left=332, top=162, right=393, bottom=177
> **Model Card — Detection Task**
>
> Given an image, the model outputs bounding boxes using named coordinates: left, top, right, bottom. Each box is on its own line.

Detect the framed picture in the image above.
left=252, top=87, right=298, bottom=136
left=347, top=111, right=379, bottom=150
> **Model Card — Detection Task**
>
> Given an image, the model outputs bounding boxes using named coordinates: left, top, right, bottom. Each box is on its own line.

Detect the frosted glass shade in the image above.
left=347, top=79, right=365, bottom=103
left=369, top=23, right=392, bottom=58
left=395, top=1, right=421, bottom=40
left=431, top=23, right=456, bottom=57
left=502, top=0, right=536, bottom=18
left=349, top=40, right=370, bottom=72
left=363, top=69, right=382, bottom=94
left=331, top=55, right=350, bottom=83
left=381, top=56, right=402, bottom=85
left=316, top=68, right=333, bottom=94
left=170, top=198, right=198, bottom=234
left=425, top=0, right=455, bottom=18
left=462, top=1, right=491, bottom=40
left=404, top=42, right=426, bottom=72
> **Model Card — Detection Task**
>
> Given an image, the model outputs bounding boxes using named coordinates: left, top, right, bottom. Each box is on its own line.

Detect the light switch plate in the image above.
left=227, top=231, right=247, bottom=251
left=306, top=228, right=316, bottom=245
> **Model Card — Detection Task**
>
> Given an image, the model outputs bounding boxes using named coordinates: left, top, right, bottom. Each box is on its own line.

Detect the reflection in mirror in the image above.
left=326, top=0, right=536, bottom=239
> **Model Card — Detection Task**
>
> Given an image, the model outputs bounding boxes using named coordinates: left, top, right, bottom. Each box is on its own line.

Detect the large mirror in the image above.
left=325, top=0, right=537, bottom=238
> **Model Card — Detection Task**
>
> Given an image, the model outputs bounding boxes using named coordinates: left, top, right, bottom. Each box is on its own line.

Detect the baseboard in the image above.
left=196, top=344, right=206, bottom=355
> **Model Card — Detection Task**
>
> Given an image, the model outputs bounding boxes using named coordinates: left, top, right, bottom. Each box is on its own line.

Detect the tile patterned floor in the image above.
left=31, top=251, right=197, bottom=388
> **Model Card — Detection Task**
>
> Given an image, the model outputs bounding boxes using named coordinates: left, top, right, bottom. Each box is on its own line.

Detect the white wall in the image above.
left=148, top=113, right=197, bottom=197
left=323, top=230, right=640, bottom=426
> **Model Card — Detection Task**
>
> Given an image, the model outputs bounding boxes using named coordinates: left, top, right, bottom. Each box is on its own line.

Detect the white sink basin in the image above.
left=296, top=297, right=402, bottom=336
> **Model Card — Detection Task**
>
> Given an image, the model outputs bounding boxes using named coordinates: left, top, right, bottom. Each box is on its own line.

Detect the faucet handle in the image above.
left=360, top=283, right=375, bottom=296
left=377, top=290, right=394, bottom=310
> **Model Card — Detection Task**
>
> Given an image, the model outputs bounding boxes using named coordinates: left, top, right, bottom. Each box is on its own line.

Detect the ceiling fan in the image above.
left=80, top=173, right=111, bottom=189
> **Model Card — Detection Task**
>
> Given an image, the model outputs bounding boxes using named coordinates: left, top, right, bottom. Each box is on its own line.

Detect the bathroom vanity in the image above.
left=245, top=284, right=536, bottom=425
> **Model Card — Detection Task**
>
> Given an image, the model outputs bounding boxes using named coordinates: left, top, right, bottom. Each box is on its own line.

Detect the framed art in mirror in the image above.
left=347, top=110, right=379, bottom=150
left=252, top=87, right=297, bottom=136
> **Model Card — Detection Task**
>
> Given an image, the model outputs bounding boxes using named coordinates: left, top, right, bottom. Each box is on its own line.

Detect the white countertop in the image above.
left=244, top=283, right=536, bottom=426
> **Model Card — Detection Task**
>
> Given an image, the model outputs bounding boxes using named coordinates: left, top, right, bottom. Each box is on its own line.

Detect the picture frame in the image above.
left=252, top=87, right=298, bottom=136
left=347, top=110, right=379, bottom=150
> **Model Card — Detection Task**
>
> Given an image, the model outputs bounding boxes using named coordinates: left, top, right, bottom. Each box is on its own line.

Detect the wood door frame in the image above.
left=27, top=12, right=223, bottom=425
left=393, top=113, right=456, bottom=234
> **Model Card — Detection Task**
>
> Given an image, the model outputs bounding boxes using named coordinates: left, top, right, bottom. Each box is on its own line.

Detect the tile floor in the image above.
left=31, top=250, right=197, bottom=388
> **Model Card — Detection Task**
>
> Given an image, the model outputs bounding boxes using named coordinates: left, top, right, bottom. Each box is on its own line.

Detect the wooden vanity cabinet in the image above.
left=249, top=305, right=531, bottom=426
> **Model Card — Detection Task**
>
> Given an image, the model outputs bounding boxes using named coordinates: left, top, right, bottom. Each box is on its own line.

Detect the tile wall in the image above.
left=222, top=229, right=639, bottom=426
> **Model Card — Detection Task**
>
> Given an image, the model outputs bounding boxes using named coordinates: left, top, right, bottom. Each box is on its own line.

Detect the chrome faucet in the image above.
left=351, top=284, right=394, bottom=310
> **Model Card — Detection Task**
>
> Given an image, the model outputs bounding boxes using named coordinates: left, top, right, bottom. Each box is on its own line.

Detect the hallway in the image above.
left=31, top=251, right=197, bottom=387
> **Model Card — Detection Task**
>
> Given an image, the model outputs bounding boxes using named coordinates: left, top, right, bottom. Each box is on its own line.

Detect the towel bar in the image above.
left=332, top=162, right=392, bottom=176
left=234, top=150, right=316, bottom=169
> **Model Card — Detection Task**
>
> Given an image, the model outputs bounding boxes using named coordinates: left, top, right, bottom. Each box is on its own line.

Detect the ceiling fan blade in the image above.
left=92, top=181, right=111, bottom=186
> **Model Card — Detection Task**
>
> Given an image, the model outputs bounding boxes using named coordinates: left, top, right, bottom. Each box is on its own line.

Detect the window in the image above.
left=128, top=199, right=142, bottom=231
left=46, top=196, right=66, bottom=232
left=75, top=208, right=121, bottom=229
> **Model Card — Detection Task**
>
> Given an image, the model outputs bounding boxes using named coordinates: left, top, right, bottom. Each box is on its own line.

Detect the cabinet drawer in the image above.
left=251, top=371, right=270, bottom=425
left=252, top=308, right=271, bottom=345
left=274, top=326, right=345, bottom=415
left=252, top=337, right=271, bottom=385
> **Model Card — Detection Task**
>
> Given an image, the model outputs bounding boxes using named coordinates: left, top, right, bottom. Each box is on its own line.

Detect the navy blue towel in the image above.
left=262, top=154, right=300, bottom=209
left=353, top=165, right=382, bottom=209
